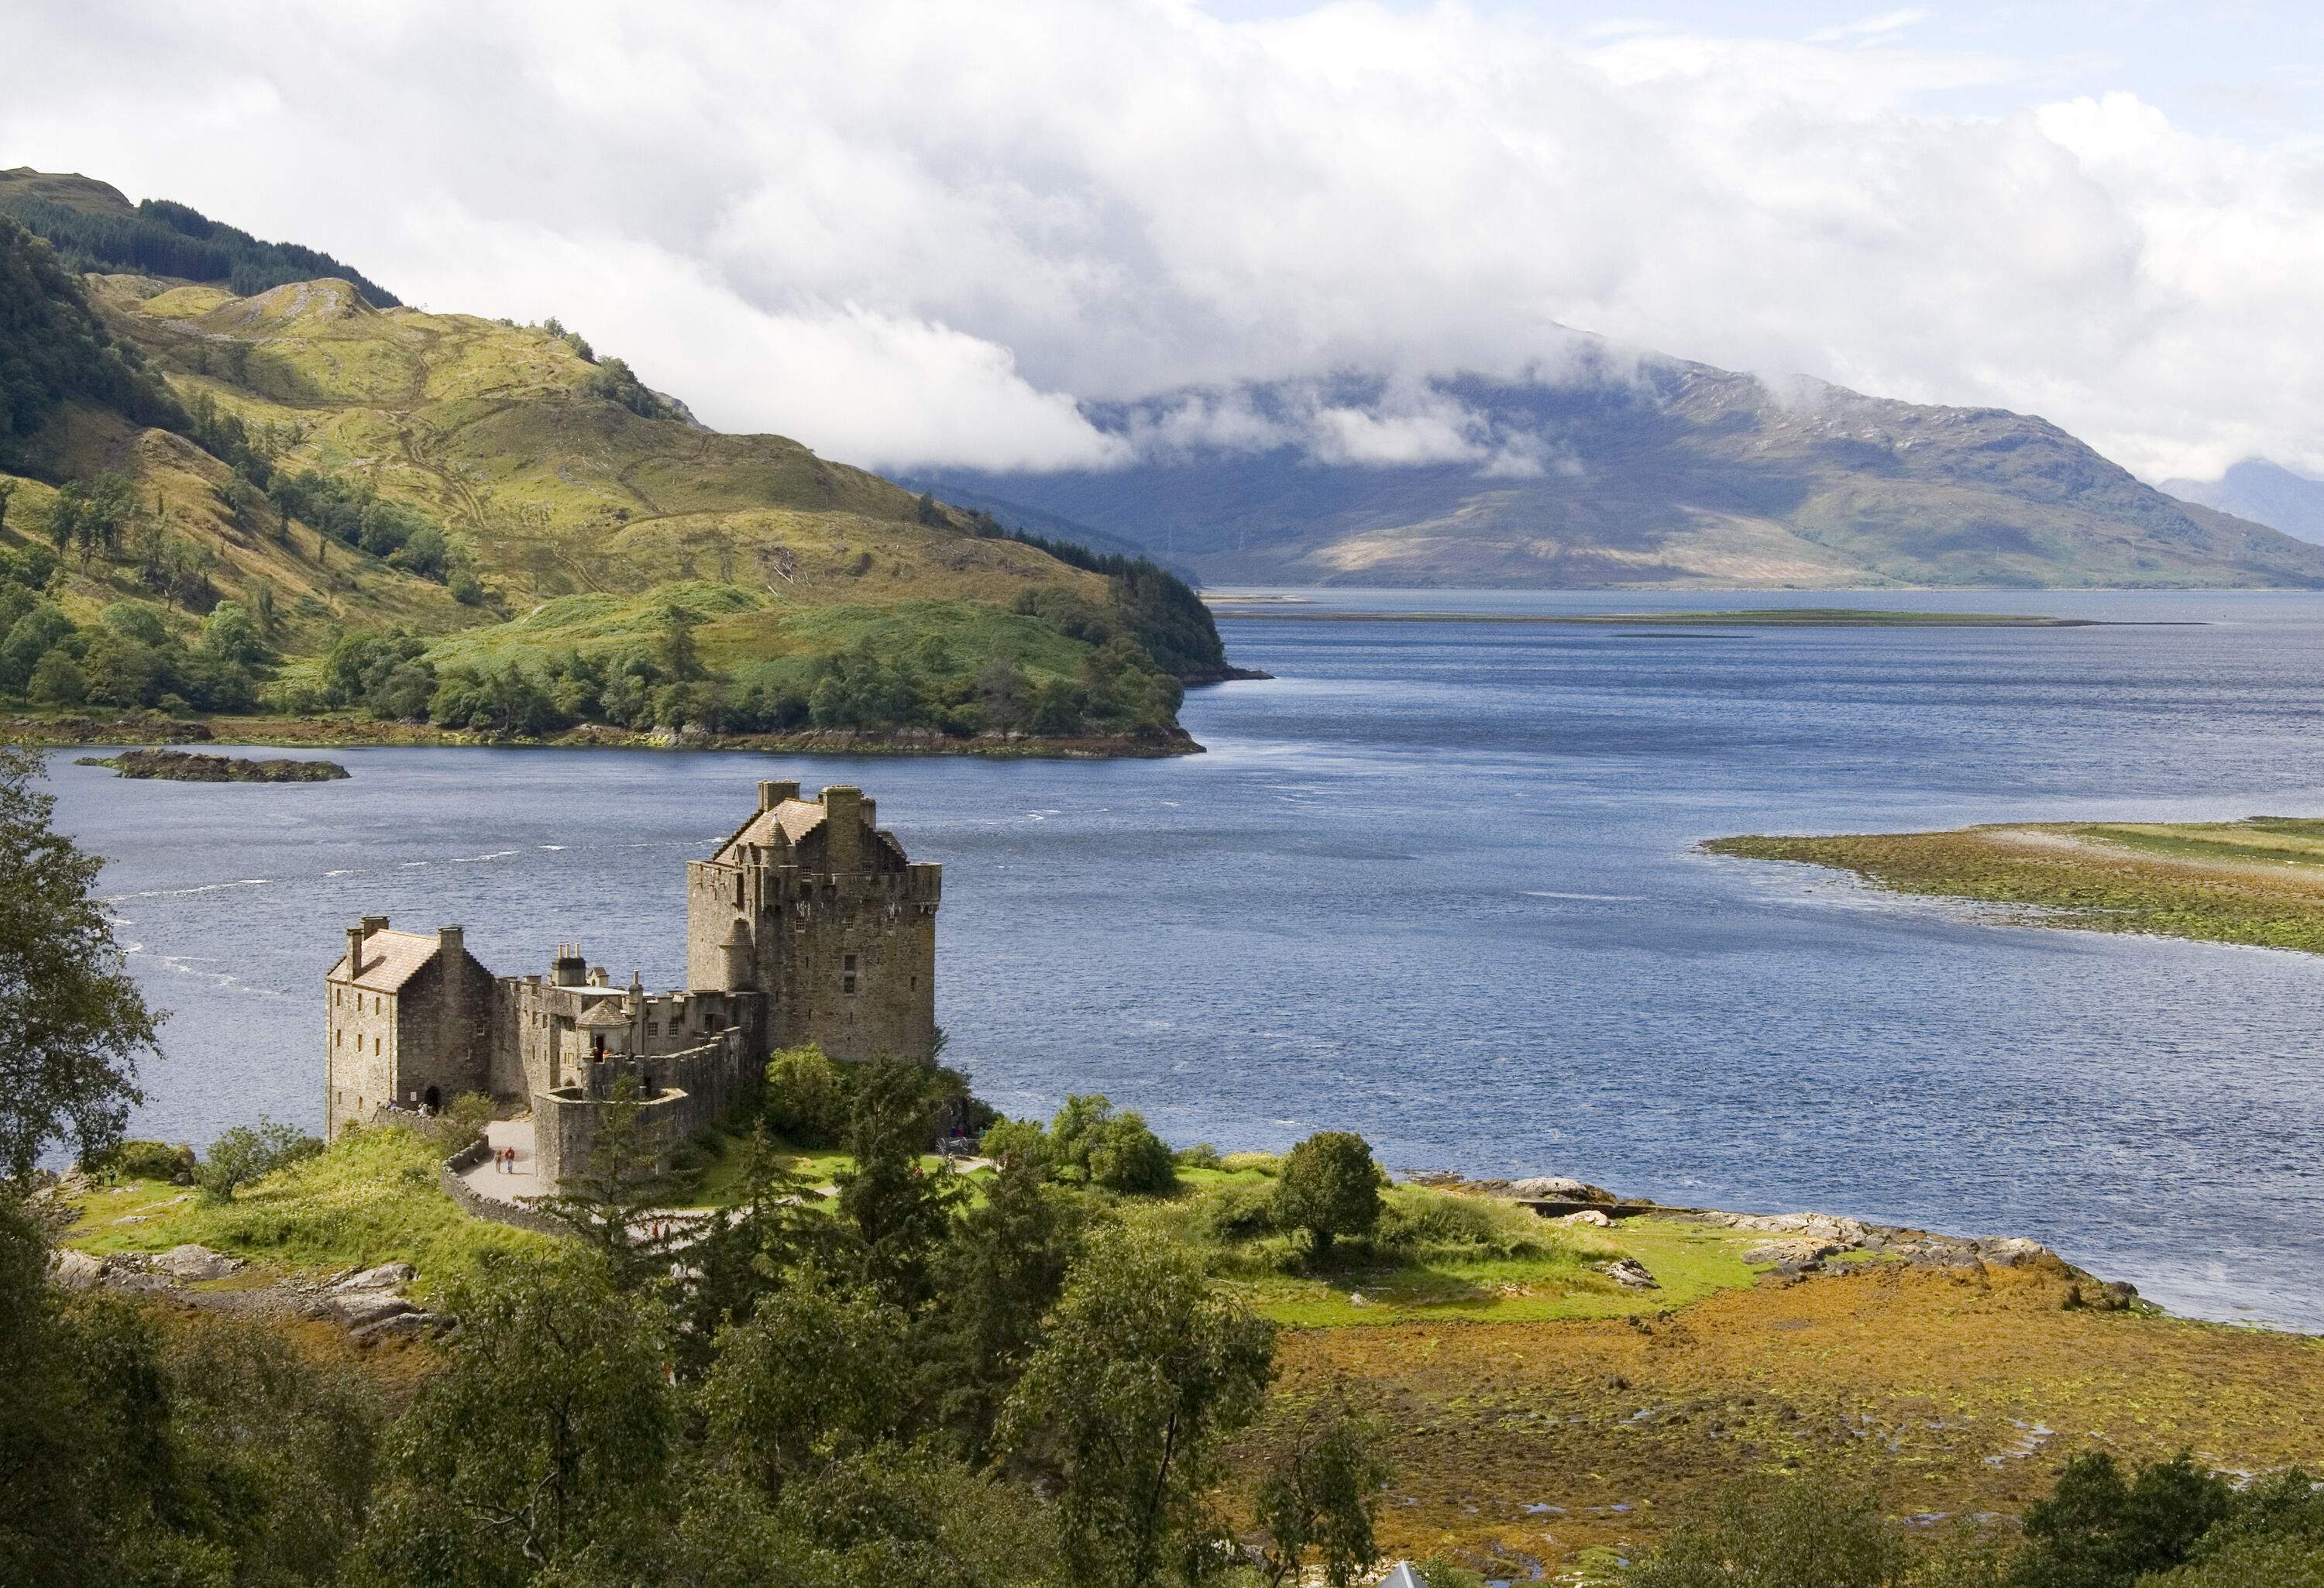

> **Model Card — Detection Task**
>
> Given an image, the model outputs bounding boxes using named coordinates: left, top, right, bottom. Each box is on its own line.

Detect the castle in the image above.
left=325, top=781, right=941, bottom=1184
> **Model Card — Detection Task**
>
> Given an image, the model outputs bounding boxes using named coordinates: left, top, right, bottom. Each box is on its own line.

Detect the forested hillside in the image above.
left=0, top=182, right=1239, bottom=751
left=0, top=167, right=400, bottom=306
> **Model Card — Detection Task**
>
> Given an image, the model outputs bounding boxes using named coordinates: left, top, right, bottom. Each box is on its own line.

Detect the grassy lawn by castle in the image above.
left=1708, top=816, right=2324, bottom=955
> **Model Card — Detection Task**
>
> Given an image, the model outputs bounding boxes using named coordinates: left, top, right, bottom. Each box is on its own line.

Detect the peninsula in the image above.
left=1203, top=604, right=2129, bottom=627
left=1708, top=816, right=2324, bottom=955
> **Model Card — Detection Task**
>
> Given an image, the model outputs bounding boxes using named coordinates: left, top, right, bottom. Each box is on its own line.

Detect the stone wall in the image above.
left=438, top=1140, right=567, bottom=1239
left=390, top=950, right=497, bottom=1113
left=530, top=1029, right=757, bottom=1188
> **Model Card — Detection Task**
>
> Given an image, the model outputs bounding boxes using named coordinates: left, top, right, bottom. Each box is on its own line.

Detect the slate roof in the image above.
left=328, top=930, right=442, bottom=993
left=578, top=999, right=633, bottom=1028
left=713, top=798, right=824, bottom=862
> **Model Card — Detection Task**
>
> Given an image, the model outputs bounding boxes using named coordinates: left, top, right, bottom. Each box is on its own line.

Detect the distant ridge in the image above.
left=2161, top=459, right=2324, bottom=548
left=0, top=167, right=400, bottom=307
left=933, top=357, right=2324, bottom=590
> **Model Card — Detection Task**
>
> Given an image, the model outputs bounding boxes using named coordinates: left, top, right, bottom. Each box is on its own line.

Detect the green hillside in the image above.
left=0, top=191, right=1233, bottom=753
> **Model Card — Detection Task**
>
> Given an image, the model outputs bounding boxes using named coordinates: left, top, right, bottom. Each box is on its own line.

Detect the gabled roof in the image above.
left=329, top=930, right=442, bottom=993
left=578, top=998, right=633, bottom=1028
left=713, top=798, right=827, bottom=863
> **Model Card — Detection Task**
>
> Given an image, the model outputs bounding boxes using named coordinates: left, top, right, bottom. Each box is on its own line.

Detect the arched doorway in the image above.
left=423, top=1084, right=442, bottom=1112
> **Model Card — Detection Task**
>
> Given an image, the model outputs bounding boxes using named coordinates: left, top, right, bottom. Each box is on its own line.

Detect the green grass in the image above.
left=59, top=1126, right=552, bottom=1297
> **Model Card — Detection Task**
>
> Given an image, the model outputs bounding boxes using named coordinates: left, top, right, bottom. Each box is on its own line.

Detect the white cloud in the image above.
left=1804, top=9, right=1934, bottom=46
left=3, top=0, right=2322, bottom=481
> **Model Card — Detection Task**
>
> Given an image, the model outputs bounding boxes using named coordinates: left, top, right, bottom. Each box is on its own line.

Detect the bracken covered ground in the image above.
left=1242, top=1257, right=2324, bottom=1579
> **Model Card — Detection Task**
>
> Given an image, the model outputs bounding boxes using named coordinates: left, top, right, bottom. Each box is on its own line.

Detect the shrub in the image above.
left=1626, top=1470, right=1909, bottom=1588
left=1086, top=1112, right=1176, bottom=1196
left=1273, top=1131, right=1384, bottom=1256
left=764, top=1043, right=848, bottom=1146
left=1174, top=1141, right=1224, bottom=1170
left=28, top=648, right=84, bottom=706
left=95, top=1139, right=196, bottom=1183
left=194, top=1117, right=325, bottom=1201
left=1375, top=1189, right=1555, bottom=1261
left=1201, top=1181, right=1279, bottom=1244
left=978, top=1116, right=1050, bottom=1173
left=2013, top=1452, right=2236, bottom=1588
left=422, top=1091, right=496, bottom=1155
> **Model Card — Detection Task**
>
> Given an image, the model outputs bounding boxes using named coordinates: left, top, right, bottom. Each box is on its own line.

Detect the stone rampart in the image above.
left=437, top=1139, right=567, bottom=1239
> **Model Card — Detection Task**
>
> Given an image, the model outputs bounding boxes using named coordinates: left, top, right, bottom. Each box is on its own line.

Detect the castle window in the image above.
left=373, top=1036, right=381, bottom=1055
left=843, top=953, right=858, bottom=996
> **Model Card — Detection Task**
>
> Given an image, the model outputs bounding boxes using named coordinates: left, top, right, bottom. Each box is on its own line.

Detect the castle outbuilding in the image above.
left=324, top=782, right=942, bottom=1182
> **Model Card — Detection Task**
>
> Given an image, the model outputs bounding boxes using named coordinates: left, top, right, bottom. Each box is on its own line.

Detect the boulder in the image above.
left=1508, top=1176, right=1617, bottom=1205
left=1978, top=1237, right=2051, bottom=1267
left=1745, top=1238, right=1837, bottom=1267
left=331, top=1291, right=418, bottom=1329
left=351, top=1310, right=438, bottom=1343
left=1600, top=1257, right=1658, bottom=1291
left=335, top=1262, right=417, bottom=1292
left=1711, top=1212, right=1867, bottom=1246
left=50, top=1249, right=108, bottom=1291
left=1559, top=1209, right=1612, bottom=1227
left=154, top=1243, right=245, bottom=1281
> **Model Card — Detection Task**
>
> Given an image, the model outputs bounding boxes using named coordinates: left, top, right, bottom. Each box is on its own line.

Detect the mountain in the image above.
left=2161, top=459, right=2324, bottom=548
left=0, top=167, right=401, bottom=308
left=933, top=357, right=2324, bottom=589
left=0, top=185, right=1232, bottom=749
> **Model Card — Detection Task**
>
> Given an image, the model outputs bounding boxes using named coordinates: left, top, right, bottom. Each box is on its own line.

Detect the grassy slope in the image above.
left=57, top=1127, right=550, bottom=1298
left=3, top=270, right=1127, bottom=728
left=97, top=275, right=1105, bottom=614
left=1708, top=817, right=2324, bottom=955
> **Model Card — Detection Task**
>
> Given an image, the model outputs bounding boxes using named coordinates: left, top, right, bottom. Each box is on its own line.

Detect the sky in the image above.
left=5, top=1, right=2322, bottom=482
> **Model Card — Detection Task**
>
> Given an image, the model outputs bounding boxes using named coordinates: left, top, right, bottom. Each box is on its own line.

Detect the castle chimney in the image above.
left=552, top=945, right=586, bottom=987
left=345, top=924, right=365, bottom=978
left=822, top=785, right=863, bottom=871
left=759, top=779, right=800, bottom=811
left=361, top=915, right=388, bottom=933
left=438, top=925, right=463, bottom=960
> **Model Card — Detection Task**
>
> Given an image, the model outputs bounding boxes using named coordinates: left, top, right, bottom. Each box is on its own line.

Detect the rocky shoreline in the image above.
left=1421, top=1171, right=2144, bottom=1311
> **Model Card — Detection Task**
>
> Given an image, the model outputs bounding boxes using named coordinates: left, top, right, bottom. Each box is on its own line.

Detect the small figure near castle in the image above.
left=324, top=782, right=940, bottom=1184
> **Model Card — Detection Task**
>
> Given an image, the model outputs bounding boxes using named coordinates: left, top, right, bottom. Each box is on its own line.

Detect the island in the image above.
left=1203, top=604, right=2150, bottom=627
left=74, top=748, right=351, bottom=783
left=1707, top=816, right=2324, bottom=954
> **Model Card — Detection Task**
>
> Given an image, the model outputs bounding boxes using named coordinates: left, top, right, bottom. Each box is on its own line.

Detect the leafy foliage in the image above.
left=1000, top=1223, right=1277, bottom=1588
left=1624, top=1470, right=1912, bottom=1588
left=0, top=746, right=156, bottom=1178
left=2012, top=1453, right=2237, bottom=1588
left=1271, top=1131, right=1384, bottom=1256
left=193, top=1115, right=323, bottom=1201
left=0, top=217, right=186, bottom=466
left=0, top=188, right=398, bottom=304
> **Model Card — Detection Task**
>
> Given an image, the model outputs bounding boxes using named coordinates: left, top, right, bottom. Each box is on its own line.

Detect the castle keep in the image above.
left=325, top=782, right=940, bottom=1182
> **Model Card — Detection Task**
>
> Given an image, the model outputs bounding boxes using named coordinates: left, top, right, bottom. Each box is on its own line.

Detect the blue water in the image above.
left=44, top=588, right=2324, bottom=1329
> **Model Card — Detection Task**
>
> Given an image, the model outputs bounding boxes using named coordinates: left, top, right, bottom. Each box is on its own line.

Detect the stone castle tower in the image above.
left=325, top=780, right=940, bottom=1151
left=685, top=782, right=943, bottom=1064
